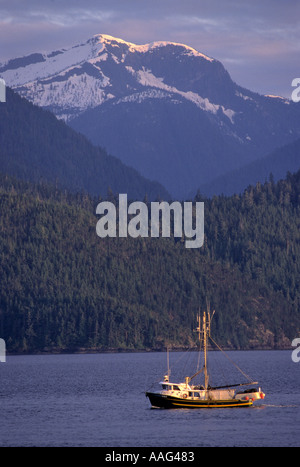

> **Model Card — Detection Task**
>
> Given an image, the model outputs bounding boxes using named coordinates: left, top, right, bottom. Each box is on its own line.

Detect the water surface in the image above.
left=0, top=350, right=298, bottom=447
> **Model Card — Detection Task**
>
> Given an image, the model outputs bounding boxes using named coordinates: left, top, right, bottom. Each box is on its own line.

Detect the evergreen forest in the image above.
left=0, top=171, right=299, bottom=353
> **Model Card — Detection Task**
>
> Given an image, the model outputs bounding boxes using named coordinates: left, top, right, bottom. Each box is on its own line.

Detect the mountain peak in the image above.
left=92, top=33, right=214, bottom=62
left=0, top=33, right=215, bottom=89
left=0, top=33, right=221, bottom=122
left=1, top=33, right=300, bottom=199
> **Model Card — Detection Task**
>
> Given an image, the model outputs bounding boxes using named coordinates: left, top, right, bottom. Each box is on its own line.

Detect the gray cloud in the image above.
left=0, top=0, right=299, bottom=97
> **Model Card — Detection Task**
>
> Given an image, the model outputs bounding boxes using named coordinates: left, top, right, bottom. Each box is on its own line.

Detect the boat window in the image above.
left=173, top=385, right=180, bottom=391
left=162, top=385, right=169, bottom=390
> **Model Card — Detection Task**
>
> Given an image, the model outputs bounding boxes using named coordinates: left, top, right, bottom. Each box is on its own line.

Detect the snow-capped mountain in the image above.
left=2, top=34, right=300, bottom=198
left=0, top=34, right=236, bottom=122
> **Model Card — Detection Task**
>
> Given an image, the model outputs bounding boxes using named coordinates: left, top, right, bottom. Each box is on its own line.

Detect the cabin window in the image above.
left=173, top=385, right=180, bottom=391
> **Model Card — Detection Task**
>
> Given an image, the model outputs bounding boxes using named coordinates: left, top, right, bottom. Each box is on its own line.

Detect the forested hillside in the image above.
left=0, top=88, right=169, bottom=200
left=0, top=172, right=299, bottom=353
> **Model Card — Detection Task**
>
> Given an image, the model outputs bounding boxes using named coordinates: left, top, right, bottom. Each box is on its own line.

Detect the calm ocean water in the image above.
left=0, top=350, right=298, bottom=447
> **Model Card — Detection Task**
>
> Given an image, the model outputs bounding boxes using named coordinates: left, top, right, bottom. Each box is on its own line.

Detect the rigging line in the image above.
left=181, top=346, right=195, bottom=379
left=209, top=336, right=254, bottom=383
left=166, top=345, right=192, bottom=380
left=171, top=344, right=196, bottom=370
left=209, top=347, right=227, bottom=387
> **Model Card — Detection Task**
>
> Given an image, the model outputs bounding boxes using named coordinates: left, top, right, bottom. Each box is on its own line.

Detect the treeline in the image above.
left=0, top=172, right=299, bottom=353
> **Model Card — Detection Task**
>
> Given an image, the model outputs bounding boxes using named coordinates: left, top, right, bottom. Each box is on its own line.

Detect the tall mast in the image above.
left=203, top=312, right=209, bottom=391
left=196, top=309, right=214, bottom=391
left=164, top=346, right=171, bottom=382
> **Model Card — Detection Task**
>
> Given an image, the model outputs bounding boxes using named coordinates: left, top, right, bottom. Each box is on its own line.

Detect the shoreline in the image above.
left=5, top=344, right=293, bottom=357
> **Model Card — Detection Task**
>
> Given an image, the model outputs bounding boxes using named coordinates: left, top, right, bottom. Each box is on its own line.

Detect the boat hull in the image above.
left=146, top=392, right=253, bottom=409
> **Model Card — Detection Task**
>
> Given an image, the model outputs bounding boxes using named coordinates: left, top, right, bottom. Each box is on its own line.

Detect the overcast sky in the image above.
left=0, top=0, right=299, bottom=97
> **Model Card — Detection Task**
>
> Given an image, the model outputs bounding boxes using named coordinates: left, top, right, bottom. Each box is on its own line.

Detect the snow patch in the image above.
left=128, top=67, right=235, bottom=123
left=235, top=91, right=253, bottom=101
left=89, top=54, right=108, bottom=64
left=96, top=34, right=214, bottom=61
left=1, top=39, right=105, bottom=86
left=17, top=73, right=112, bottom=120
left=265, top=94, right=290, bottom=104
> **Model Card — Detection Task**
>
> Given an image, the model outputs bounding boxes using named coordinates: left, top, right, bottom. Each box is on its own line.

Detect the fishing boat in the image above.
left=146, top=310, right=265, bottom=409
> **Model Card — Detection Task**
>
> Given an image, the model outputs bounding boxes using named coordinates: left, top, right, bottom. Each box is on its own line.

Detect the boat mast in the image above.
left=196, top=309, right=214, bottom=391
left=164, top=346, right=171, bottom=382
left=203, top=312, right=209, bottom=391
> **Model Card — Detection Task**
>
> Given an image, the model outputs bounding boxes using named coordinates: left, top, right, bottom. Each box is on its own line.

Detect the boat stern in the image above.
left=235, top=387, right=265, bottom=403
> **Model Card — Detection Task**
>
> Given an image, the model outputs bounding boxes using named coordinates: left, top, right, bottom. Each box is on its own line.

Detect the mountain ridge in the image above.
left=199, top=137, right=300, bottom=197
left=0, top=34, right=227, bottom=121
left=2, top=34, right=300, bottom=198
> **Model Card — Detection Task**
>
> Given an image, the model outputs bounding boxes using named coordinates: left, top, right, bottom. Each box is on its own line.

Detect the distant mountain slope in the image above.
left=0, top=88, right=170, bottom=200
left=2, top=34, right=300, bottom=198
left=199, top=138, right=300, bottom=197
